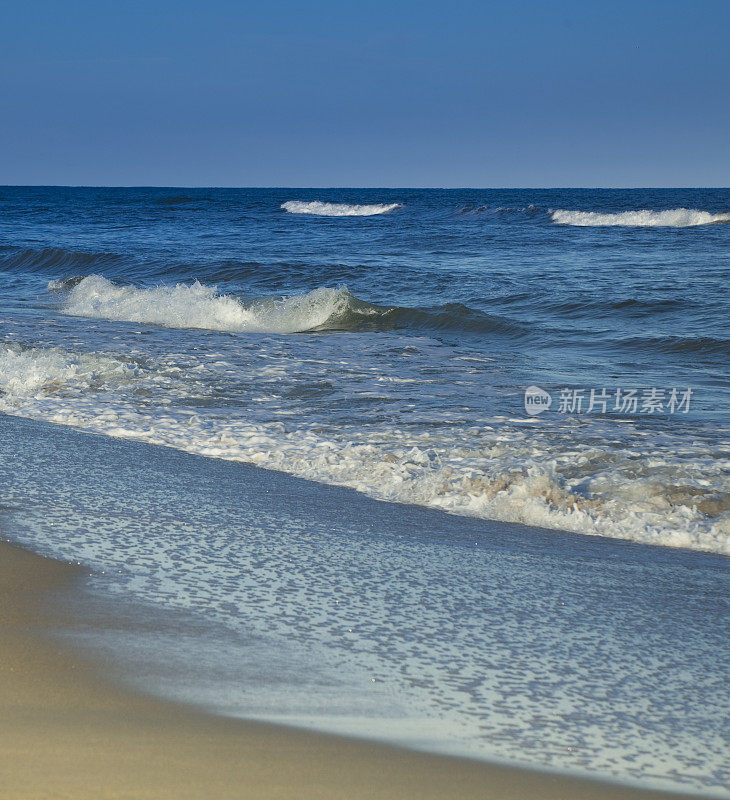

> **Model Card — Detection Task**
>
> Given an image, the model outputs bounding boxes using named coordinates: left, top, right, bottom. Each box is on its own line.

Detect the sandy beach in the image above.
left=0, top=538, right=703, bottom=800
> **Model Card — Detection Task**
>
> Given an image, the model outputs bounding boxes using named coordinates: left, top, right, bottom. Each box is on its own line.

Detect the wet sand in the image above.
left=0, top=539, right=703, bottom=800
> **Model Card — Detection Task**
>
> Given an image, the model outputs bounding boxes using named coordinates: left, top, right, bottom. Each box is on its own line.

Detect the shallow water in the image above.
left=1, top=415, right=728, bottom=795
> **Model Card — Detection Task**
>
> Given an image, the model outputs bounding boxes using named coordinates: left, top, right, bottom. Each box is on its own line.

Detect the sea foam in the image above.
left=550, top=208, right=730, bottom=227
left=0, top=342, right=135, bottom=397
left=2, top=340, right=728, bottom=557
left=53, top=276, right=363, bottom=333
left=281, top=200, right=400, bottom=216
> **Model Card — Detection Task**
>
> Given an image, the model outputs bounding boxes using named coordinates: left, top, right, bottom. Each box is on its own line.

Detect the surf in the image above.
left=2, top=340, right=728, bottom=557
left=51, top=276, right=368, bottom=334
left=550, top=207, right=730, bottom=227
left=281, top=201, right=401, bottom=216
left=49, top=276, right=529, bottom=337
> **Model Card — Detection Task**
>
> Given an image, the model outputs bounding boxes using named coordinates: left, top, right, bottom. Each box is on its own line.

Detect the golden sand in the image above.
left=0, top=540, right=694, bottom=800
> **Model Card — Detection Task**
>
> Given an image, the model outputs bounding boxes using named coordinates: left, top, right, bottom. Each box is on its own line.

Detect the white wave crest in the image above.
left=53, top=276, right=357, bottom=333
left=281, top=200, right=400, bottom=216
left=550, top=208, right=730, bottom=227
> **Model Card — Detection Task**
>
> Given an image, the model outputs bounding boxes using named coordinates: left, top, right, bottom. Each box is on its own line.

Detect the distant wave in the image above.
left=50, top=276, right=526, bottom=337
left=620, top=334, right=730, bottom=358
left=157, top=195, right=194, bottom=205
left=0, top=245, right=123, bottom=274
left=550, top=208, right=730, bottom=227
left=455, top=204, right=542, bottom=218
left=454, top=204, right=492, bottom=215
left=281, top=200, right=401, bottom=216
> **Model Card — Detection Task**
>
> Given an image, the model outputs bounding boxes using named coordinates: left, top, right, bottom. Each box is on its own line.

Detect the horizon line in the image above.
left=1, top=184, right=729, bottom=191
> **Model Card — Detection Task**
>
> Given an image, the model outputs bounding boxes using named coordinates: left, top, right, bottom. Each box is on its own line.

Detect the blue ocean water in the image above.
left=0, top=187, right=729, bottom=793
left=1, top=187, right=729, bottom=550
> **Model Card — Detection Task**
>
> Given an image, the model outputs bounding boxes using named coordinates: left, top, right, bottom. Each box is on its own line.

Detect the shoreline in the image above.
left=0, top=538, right=705, bottom=800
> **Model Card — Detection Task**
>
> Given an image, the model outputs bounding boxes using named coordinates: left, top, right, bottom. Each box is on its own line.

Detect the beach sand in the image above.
left=0, top=539, right=698, bottom=800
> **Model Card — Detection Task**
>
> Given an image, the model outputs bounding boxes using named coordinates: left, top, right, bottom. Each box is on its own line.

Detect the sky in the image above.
left=1, top=0, right=729, bottom=187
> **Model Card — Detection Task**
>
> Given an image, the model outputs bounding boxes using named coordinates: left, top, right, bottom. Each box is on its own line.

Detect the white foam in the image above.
left=281, top=200, right=400, bottom=216
left=550, top=208, right=730, bottom=227
left=2, top=342, right=728, bottom=557
left=54, top=276, right=357, bottom=333
left=0, top=343, right=135, bottom=396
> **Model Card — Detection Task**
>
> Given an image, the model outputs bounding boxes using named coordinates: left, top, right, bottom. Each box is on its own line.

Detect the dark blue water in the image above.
left=1, top=187, right=729, bottom=793
left=3, top=187, right=730, bottom=389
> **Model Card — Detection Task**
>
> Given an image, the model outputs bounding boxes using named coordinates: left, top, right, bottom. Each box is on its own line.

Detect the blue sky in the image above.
left=1, top=0, right=728, bottom=187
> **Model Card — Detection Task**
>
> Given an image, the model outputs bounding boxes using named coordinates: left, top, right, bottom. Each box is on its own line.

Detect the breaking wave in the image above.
left=52, top=276, right=368, bottom=334
left=281, top=200, right=401, bottom=216
left=49, top=276, right=528, bottom=337
left=550, top=208, right=730, bottom=227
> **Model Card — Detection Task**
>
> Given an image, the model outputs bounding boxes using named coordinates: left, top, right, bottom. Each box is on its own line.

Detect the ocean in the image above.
left=0, top=187, right=728, bottom=794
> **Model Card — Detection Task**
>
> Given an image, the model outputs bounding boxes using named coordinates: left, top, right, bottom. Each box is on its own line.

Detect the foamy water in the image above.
left=2, top=339, right=728, bottom=556
left=53, top=275, right=362, bottom=333
left=2, top=413, right=728, bottom=797
left=550, top=207, right=730, bottom=227
left=281, top=200, right=401, bottom=216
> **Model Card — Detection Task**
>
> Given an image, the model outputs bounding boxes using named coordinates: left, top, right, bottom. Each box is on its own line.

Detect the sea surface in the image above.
left=0, top=187, right=729, bottom=794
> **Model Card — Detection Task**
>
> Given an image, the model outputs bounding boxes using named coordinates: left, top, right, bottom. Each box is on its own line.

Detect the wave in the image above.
left=374, top=303, right=528, bottom=336
left=1, top=341, right=728, bottom=556
left=0, top=245, right=123, bottom=274
left=621, top=334, right=730, bottom=358
left=550, top=208, right=730, bottom=227
left=50, top=275, right=528, bottom=337
left=281, top=200, right=401, bottom=216
left=52, top=276, right=367, bottom=334
left=157, top=195, right=194, bottom=205
left=454, top=204, right=492, bottom=215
